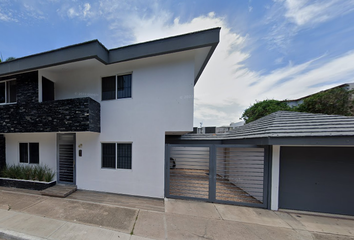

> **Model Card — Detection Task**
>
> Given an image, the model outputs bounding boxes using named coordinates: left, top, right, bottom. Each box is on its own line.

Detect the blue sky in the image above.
left=1, top=0, right=354, bottom=126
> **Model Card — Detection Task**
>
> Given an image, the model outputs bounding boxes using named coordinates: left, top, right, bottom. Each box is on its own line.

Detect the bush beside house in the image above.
left=241, top=88, right=354, bottom=123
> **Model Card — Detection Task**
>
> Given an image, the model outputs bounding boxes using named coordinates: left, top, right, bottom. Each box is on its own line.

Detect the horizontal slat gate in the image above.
left=169, top=147, right=210, bottom=199
left=216, top=147, right=264, bottom=204
left=166, top=144, right=267, bottom=207
left=58, top=144, right=74, bottom=183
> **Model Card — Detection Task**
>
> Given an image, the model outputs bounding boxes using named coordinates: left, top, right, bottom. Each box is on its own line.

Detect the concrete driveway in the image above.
left=0, top=187, right=353, bottom=240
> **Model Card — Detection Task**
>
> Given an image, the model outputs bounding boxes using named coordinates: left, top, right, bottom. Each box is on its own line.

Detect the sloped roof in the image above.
left=181, top=111, right=354, bottom=141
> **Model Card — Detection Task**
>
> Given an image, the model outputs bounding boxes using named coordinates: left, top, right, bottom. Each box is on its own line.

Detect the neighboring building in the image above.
left=230, top=121, right=244, bottom=128
left=192, top=122, right=244, bottom=135
left=285, top=83, right=354, bottom=107
left=0, top=28, right=220, bottom=198
left=166, top=111, right=354, bottom=216
left=193, top=126, right=229, bottom=134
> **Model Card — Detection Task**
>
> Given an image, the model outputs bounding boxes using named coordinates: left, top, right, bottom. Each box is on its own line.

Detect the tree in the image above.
left=241, top=99, right=292, bottom=124
left=296, top=88, right=354, bottom=116
left=5, top=57, right=16, bottom=61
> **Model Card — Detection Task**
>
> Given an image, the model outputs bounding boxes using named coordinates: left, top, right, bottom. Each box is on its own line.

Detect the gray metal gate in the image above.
left=165, top=144, right=268, bottom=208
left=57, top=133, right=76, bottom=184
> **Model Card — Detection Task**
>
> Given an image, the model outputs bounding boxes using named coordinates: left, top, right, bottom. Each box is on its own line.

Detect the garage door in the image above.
left=279, top=147, right=354, bottom=216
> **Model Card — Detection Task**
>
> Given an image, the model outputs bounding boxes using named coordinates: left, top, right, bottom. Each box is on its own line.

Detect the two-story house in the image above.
left=0, top=28, right=220, bottom=198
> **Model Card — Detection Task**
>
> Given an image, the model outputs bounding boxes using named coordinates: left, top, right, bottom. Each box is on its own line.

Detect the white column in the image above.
left=271, top=145, right=280, bottom=210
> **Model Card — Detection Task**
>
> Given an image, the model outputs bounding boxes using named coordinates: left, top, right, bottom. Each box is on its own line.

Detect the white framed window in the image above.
left=19, top=143, right=39, bottom=164
left=101, top=143, right=132, bottom=169
left=0, top=79, right=17, bottom=104
left=102, top=74, right=132, bottom=101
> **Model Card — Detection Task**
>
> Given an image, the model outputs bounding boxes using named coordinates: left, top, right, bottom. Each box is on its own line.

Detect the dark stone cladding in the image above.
left=0, top=97, right=100, bottom=133
left=16, top=71, right=39, bottom=104
left=0, top=178, right=56, bottom=190
left=0, top=135, right=5, bottom=170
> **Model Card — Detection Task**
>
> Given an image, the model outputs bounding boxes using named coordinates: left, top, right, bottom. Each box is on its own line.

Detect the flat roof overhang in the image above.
left=0, top=27, right=220, bottom=85
left=166, top=135, right=354, bottom=146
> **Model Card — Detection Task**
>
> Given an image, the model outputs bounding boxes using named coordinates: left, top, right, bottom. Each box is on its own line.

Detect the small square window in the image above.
left=102, top=143, right=132, bottom=169
left=102, top=74, right=132, bottom=101
left=19, top=143, right=39, bottom=164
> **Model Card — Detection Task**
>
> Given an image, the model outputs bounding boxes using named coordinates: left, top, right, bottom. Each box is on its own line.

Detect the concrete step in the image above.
left=41, top=184, right=77, bottom=198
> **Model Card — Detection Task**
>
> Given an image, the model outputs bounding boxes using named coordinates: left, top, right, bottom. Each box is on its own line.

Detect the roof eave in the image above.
left=0, top=27, right=220, bottom=79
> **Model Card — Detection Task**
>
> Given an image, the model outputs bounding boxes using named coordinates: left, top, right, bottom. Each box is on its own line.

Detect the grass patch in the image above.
left=0, top=164, right=55, bottom=182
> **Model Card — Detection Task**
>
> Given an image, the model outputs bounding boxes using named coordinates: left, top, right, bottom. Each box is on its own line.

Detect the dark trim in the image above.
left=267, top=136, right=354, bottom=145
left=195, top=43, right=218, bottom=85
left=0, top=28, right=220, bottom=84
left=166, top=135, right=354, bottom=146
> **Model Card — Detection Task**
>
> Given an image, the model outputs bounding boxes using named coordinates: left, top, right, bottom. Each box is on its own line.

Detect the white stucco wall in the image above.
left=4, top=133, right=57, bottom=178
left=36, top=55, right=195, bottom=198
left=271, top=145, right=280, bottom=210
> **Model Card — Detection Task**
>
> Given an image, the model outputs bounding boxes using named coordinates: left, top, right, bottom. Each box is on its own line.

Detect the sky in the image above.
left=1, top=0, right=354, bottom=127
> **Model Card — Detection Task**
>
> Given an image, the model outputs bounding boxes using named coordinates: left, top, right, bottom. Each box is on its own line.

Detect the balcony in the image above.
left=0, top=97, right=100, bottom=133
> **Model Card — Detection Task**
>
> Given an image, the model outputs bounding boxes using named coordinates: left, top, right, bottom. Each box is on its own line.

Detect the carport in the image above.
left=166, top=111, right=354, bottom=216
left=164, top=143, right=270, bottom=208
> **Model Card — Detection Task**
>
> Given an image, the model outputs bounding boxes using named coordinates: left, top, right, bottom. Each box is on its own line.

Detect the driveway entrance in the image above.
left=165, top=144, right=269, bottom=208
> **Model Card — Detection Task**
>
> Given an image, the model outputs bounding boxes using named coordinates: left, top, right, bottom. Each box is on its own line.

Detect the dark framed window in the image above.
left=19, top=143, right=39, bottom=164
left=117, top=74, right=132, bottom=99
left=101, top=74, right=132, bottom=101
left=117, top=144, right=132, bottom=169
left=0, top=80, right=16, bottom=104
left=102, top=143, right=132, bottom=169
left=102, top=76, right=116, bottom=100
left=102, top=143, right=116, bottom=168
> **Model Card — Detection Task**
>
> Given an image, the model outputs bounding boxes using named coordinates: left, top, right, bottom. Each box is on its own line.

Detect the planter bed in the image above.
left=0, top=177, right=56, bottom=190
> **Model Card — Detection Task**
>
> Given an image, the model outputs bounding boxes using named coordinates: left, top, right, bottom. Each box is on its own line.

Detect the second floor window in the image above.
left=102, top=74, right=132, bottom=101
left=0, top=79, right=16, bottom=104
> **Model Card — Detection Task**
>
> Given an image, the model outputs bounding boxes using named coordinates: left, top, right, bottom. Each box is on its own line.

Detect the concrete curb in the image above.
left=0, top=229, right=45, bottom=240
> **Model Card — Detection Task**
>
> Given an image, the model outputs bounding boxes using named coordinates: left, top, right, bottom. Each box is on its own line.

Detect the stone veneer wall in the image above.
left=16, top=71, right=39, bottom=104
left=0, top=135, right=5, bottom=170
left=0, top=97, right=100, bottom=133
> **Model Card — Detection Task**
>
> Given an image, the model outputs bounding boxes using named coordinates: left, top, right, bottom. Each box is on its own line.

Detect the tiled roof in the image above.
left=181, top=111, right=354, bottom=140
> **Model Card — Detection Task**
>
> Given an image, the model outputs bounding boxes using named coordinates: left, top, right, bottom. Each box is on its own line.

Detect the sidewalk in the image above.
left=0, top=187, right=354, bottom=240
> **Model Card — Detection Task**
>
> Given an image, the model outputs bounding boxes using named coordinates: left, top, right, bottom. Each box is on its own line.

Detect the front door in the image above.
left=57, top=133, right=76, bottom=184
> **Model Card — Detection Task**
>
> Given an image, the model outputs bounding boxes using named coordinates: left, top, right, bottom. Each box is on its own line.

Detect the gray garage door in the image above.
left=279, top=147, right=354, bottom=216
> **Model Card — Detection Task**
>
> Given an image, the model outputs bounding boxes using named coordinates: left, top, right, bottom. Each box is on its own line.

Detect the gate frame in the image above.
left=165, top=143, right=270, bottom=208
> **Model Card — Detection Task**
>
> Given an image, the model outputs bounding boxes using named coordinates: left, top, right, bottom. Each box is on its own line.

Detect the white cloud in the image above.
left=66, top=2, right=93, bottom=19
left=0, top=10, right=17, bottom=22
left=96, top=1, right=354, bottom=126
left=23, top=3, right=45, bottom=20
left=284, top=0, right=354, bottom=26
left=264, top=0, right=354, bottom=52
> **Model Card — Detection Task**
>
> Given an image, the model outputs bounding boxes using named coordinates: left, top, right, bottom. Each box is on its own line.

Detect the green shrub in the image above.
left=36, top=165, right=45, bottom=181
left=0, top=164, right=55, bottom=182
left=44, top=166, right=55, bottom=182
